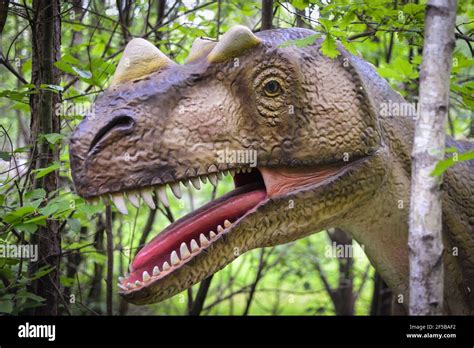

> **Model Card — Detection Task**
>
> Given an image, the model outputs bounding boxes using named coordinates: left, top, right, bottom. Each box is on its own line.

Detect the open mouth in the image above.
left=116, top=167, right=268, bottom=292
left=92, top=159, right=361, bottom=294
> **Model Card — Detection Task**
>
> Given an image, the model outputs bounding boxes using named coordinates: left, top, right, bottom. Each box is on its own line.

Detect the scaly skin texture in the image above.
left=69, top=27, right=474, bottom=314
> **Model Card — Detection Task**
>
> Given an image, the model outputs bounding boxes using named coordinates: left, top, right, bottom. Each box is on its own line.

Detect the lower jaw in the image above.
left=122, top=182, right=267, bottom=289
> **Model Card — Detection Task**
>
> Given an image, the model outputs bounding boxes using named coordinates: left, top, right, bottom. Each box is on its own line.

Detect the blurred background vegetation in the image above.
left=0, top=0, right=472, bottom=315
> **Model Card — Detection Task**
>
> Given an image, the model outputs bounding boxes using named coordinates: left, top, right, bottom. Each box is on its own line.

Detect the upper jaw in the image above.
left=76, top=162, right=253, bottom=202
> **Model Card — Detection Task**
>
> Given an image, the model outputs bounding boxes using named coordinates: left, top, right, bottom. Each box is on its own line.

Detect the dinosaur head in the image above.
left=70, top=26, right=386, bottom=304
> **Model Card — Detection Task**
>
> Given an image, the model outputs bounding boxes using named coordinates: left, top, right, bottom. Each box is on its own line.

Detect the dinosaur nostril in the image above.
left=89, top=115, right=135, bottom=152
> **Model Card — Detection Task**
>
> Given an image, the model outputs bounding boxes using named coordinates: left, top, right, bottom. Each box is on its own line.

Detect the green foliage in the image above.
left=431, top=149, right=474, bottom=177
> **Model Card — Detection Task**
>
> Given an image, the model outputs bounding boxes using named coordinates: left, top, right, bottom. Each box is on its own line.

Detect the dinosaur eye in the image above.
left=263, top=80, right=281, bottom=97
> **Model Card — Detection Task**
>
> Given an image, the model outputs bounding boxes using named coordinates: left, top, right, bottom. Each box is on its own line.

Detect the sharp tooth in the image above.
left=216, top=172, right=223, bottom=180
left=190, top=239, right=199, bottom=252
left=170, top=182, right=182, bottom=199
left=170, top=250, right=180, bottom=265
left=224, top=220, right=232, bottom=228
left=191, top=177, right=201, bottom=190
left=222, top=170, right=229, bottom=177
left=118, top=283, right=127, bottom=291
left=235, top=168, right=241, bottom=174
left=200, top=233, right=210, bottom=247
left=127, top=192, right=140, bottom=208
left=135, top=280, right=142, bottom=287
left=141, top=189, right=156, bottom=209
left=112, top=194, right=128, bottom=215
left=229, top=169, right=236, bottom=177
left=162, top=261, right=170, bottom=271
left=180, top=242, right=191, bottom=259
left=153, top=266, right=160, bottom=276
left=200, top=175, right=207, bottom=184
left=142, top=271, right=151, bottom=282
left=181, top=180, right=188, bottom=187
left=208, top=173, right=218, bottom=186
left=127, top=283, right=135, bottom=289
left=210, top=231, right=217, bottom=239
left=156, top=186, right=169, bottom=207
left=118, top=276, right=125, bottom=283
left=217, top=225, right=224, bottom=234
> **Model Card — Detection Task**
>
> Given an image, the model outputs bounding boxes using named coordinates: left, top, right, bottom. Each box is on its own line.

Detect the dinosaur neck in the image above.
left=340, top=162, right=410, bottom=300
left=340, top=125, right=473, bottom=314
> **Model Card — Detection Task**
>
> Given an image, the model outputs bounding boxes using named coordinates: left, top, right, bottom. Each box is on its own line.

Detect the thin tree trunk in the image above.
left=328, top=229, right=355, bottom=315
left=370, top=273, right=393, bottom=315
left=155, top=0, right=166, bottom=42
left=188, top=276, right=213, bottom=316
left=105, top=205, right=114, bottom=315
left=27, top=0, right=61, bottom=316
left=261, top=0, right=273, bottom=31
left=408, top=0, right=457, bottom=315
left=0, top=0, right=9, bottom=36
left=88, top=216, right=105, bottom=306
left=295, top=8, right=309, bottom=28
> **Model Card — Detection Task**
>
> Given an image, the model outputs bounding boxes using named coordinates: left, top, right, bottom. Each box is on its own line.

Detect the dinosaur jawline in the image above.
left=118, top=160, right=357, bottom=294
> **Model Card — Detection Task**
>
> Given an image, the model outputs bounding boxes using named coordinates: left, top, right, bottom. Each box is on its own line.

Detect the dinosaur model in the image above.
left=69, top=26, right=474, bottom=314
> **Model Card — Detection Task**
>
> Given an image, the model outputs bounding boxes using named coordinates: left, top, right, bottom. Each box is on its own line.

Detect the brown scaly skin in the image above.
left=70, top=27, right=474, bottom=313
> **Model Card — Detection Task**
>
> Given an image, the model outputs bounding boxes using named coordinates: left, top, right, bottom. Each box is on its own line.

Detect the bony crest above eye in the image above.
left=264, top=80, right=282, bottom=97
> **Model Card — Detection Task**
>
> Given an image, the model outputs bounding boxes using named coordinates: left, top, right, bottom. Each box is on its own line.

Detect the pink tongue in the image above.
left=132, top=188, right=266, bottom=271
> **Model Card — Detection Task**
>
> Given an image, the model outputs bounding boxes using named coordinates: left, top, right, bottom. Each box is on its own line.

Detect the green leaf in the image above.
left=291, top=0, right=308, bottom=11
left=319, top=18, right=334, bottom=31
left=339, top=12, right=355, bottom=29
left=0, top=151, right=11, bottom=161
left=3, top=206, right=36, bottom=224
left=402, top=3, right=425, bottom=15
left=54, top=60, right=76, bottom=75
left=320, top=34, right=340, bottom=59
left=72, top=66, right=92, bottom=79
left=15, top=223, right=39, bottom=234
left=431, top=150, right=474, bottom=177
left=43, top=133, right=64, bottom=144
left=25, top=188, right=46, bottom=201
left=0, top=300, right=13, bottom=314
left=28, top=266, right=55, bottom=281
left=14, top=145, right=31, bottom=153
left=32, top=162, right=60, bottom=179
left=77, top=202, right=103, bottom=215
left=60, top=276, right=75, bottom=287
left=61, top=54, right=81, bottom=66
left=279, top=34, right=319, bottom=48
left=40, top=84, right=64, bottom=92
